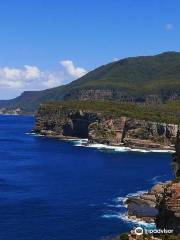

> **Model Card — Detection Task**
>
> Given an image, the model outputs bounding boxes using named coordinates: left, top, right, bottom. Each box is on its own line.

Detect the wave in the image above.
left=117, top=213, right=156, bottom=228
left=126, top=190, right=147, bottom=198
left=112, top=190, right=147, bottom=209
left=102, top=211, right=155, bottom=228
left=68, top=138, right=88, bottom=146
left=102, top=210, right=155, bottom=229
left=101, top=189, right=157, bottom=228
left=73, top=142, right=174, bottom=153
left=26, top=132, right=44, bottom=137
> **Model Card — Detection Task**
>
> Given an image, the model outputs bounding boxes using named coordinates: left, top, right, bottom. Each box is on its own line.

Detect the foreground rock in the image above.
left=34, top=104, right=178, bottom=150
left=125, top=182, right=180, bottom=233
left=156, top=182, right=180, bottom=234
left=172, top=129, right=180, bottom=177
left=125, top=183, right=169, bottom=223
left=156, top=129, right=180, bottom=234
left=125, top=129, right=180, bottom=234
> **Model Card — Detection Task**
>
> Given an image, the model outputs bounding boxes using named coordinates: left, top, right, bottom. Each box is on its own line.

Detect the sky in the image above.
left=0, top=0, right=180, bottom=99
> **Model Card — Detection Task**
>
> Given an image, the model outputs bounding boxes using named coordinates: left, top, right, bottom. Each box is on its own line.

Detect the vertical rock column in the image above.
left=115, top=117, right=127, bottom=144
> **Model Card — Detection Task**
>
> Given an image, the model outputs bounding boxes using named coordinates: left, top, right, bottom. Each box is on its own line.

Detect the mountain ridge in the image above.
left=0, top=51, right=180, bottom=113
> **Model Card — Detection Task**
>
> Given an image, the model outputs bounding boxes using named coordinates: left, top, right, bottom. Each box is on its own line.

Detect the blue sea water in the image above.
left=0, top=115, right=173, bottom=240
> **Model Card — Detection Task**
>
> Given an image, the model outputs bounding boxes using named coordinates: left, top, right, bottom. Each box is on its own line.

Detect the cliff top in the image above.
left=38, top=100, right=180, bottom=125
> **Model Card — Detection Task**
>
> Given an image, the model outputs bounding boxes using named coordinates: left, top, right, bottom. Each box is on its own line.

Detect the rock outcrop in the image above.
left=34, top=104, right=178, bottom=150
left=126, top=181, right=180, bottom=234
left=35, top=105, right=99, bottom=138
left=156, top=182, right=180, bottom=234
left=63, top=89, right=151, bottom=103
left=125, top=183, right=168, bottom=223
left=125, top=129, right=180, bottom=234
left=155, top=129, right=180, bottom=234
left=172, top=128, right=180, bottom=177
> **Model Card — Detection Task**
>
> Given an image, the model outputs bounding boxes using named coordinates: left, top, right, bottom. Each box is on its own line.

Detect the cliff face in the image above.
left=155, top=129, right=180, bottom=233
left=172, top=128, right=180, bottom=177
left=35, top=106, right=100, bottom=138
left=126, top=129, right=180, bottom=234
left=156, top=182, right=180, bottom=234
left=34, top=105, right=178, bottom=150
left=63, top=89, right=165, bottom=104
left=126, top=181, right=180, bottom=234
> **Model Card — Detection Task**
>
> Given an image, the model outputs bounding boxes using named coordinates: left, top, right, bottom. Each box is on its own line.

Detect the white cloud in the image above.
left=0, top=65, right=42, bottom=89
left=165, top=23, right=174, bottom=31
left=60, top=60, right=87, bottom=78
left=41, top=72, right=64, bottom=88
left=24, top=65, right=40, bottom=79
left=0, top=67, right=22, bottom=80
left=0, top=60, right=88, bottom=99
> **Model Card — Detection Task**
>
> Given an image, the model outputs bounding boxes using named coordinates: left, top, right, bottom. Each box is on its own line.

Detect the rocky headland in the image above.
left=33, top=103, right=178, bottom=151
left=33, top=103, right=180, bottom=239
left=0, top=107, right=22, bottom=115
left=33, top=102, right=180, bottom=238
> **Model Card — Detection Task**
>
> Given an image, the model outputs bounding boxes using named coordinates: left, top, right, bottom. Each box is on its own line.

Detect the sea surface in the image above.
left=0, top=115, right=173, bottom=240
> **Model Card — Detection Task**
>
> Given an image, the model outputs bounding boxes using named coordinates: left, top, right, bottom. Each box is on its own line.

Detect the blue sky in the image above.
left=0, top=0, right=180, bottom=99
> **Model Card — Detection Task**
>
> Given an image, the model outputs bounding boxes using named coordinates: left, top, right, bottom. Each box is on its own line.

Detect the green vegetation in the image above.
left=0, top=51, right=180, bottom=113
left=41, top=100, right=180, bottom=124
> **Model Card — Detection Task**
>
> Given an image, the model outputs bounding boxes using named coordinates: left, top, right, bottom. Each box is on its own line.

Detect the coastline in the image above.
left=29, top=130, right=175, bottom=153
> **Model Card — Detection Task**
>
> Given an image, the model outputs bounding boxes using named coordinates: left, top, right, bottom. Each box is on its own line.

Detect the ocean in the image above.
left=0, top=115, right=173, bottom=240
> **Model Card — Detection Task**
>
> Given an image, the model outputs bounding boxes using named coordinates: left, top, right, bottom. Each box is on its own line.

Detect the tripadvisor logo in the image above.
left=134, top=227, right=144, bottom=236
left=133, top=227, right=174, bottom=236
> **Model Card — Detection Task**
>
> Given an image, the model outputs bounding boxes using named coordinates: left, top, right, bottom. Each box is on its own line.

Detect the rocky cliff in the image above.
left=126, top=181, right=180, bottom=234
left=155, top=182, right=180, bottom=234
left=34, top=104, right=178, bottom=150
left=155, top=129, right=180, bottom=234
left=125, top=130, right=180, bottom=235
left=172, top=128, right=180, bottom=177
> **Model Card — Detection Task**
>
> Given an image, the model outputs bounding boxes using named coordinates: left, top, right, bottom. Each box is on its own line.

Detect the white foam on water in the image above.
left=102, top=212, right=155, bottom=227
left=26, top=132, right=44, bottom=137
left=73, top=141, right=175, bottom=153
left=106, top=204, right=124, bottom=208
left=102, top=189, right=157, bottom=229
left=126, top=190, right=148, bottom=198
left=118, top=213, right=156, bottom=228
left=69, top=138, right=88, bottom=146
left=114, top=196, right=127, bottom=203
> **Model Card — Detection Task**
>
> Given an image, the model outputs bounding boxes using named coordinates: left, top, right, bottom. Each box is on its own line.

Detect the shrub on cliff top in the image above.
left=40, top=100, right=180, bottom=125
